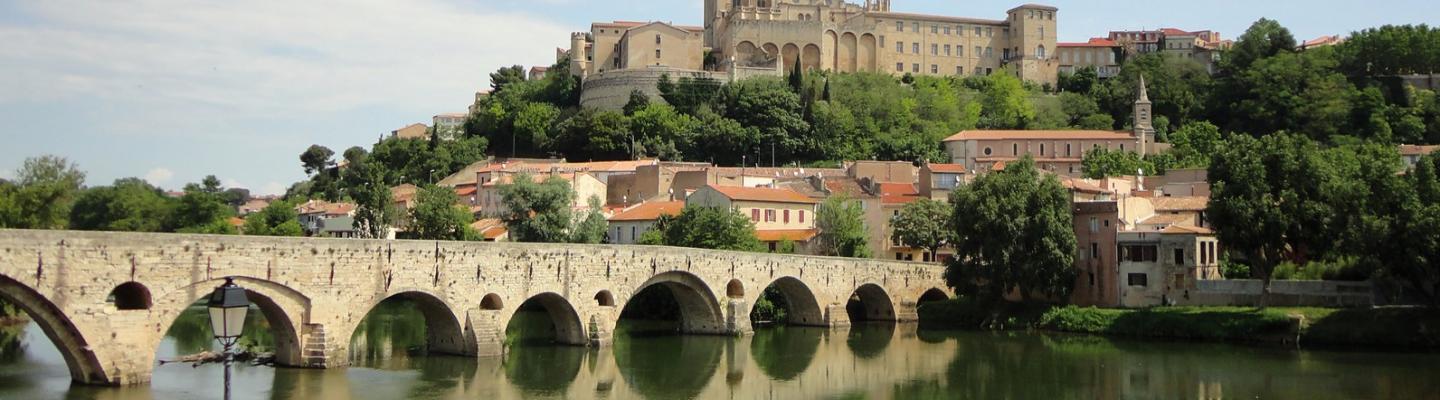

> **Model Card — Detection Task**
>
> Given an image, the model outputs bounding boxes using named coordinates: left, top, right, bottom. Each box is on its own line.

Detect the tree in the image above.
left=655, top=206, right=762, bottom=252
left=3, top=155, right=86, bottom=229
left=167, top=180, right=236, bottom=234
left=242, top=200, right=302, bottom=237
left=498, top=174, right=600, bottom=243
left=300, top=145, right=335, bottom=176
left=489, top=65, right=527, bottom=94
left=980, top=69, right=1035, bottom=129
left=1058, top=66, right=1099, bottom=94
left=947, top=157, right=1077, bottom=301
left=1169, top=121, right=1224, bottom=168
left=1081, top=148, right=1160, bottom=178
left=629, top=103, right=698, bottom=160
left=513, top=102, right=560, bottom=154
left=408, top=185, right=474, bottom=241
left=1207, top=133, right=1336, bottom=306
left=890, top=199, right=953, bottom=261
left=1220, top=18, right=1297, bottom=75
left=552, top=109, right=632, bottom=161
left=347, top=160, right=396, bottom=239
left=69, top=178, right=173, bottom=232
left=814, top=195, right=871, bottom=258
left=623, top=90, right=651, bottom=116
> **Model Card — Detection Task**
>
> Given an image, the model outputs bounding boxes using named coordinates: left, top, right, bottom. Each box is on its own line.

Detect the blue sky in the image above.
left=2, top=0, right=1436, bottom=194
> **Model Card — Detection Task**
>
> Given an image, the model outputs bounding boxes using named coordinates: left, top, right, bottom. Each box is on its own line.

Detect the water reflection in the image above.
left=3, top=303, right=1440, bottom=399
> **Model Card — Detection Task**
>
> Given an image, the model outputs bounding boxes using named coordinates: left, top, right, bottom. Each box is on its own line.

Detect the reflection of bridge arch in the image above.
left=850, top=283, right=896, bottom=322
left=0, top=274, right=107, bottom=384
left=627, top=270, right=725, bottom=334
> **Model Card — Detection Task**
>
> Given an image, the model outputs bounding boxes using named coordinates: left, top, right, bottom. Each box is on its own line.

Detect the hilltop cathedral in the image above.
left=566, top=1, right=1060, bottom=110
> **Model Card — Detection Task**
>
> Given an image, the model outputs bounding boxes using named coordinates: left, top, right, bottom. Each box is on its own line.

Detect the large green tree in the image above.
left=497, top=174, right=605, bottom=243
left=408, top=185, right=475, bottom=241
left=2, top=155, right=87, bottom=229
left=242, top=200, right=303, bottom=237
left=979, top=68, right=1036, bottom=129
left=69, top=178, right=173, bottom=232
left=890, top=198, right=953, bottom=261
left=653, top=206, right=762, bottom=252
left=814, top=195, right=871, bottom=258
left=167, top=177, right=237, bottom=234
left=947, top=157, right=1076, bottom=301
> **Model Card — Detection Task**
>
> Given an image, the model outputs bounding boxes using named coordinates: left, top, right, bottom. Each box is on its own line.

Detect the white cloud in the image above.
left=0, top=0, right=570, bottom=135
left=143, top=167, right=175, bottom=185
left=223, top=178, right=247, bottom=191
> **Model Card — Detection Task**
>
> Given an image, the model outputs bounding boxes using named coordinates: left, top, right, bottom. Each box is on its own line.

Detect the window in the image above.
left=655, top=34, right=661, bottom=44
left=1003, top=28, right=1010, bottom=38
left=1104, top=219, right=1109, bottom=227
left=985, top=67, right=993, bottom=75
left=897, top=21, right=904, bottom=32
left=751, top=209, right=760, bottom=221
left=986, top=27, right=993, bottom=37
left=1174, top=248, right=1185, bottom=266
left=1013, top=143, right=1018, bottom=155
left=957, top=46, right=964, bottom=57
left=944, top=26, right=951, bottom=35
left=1066, top=143, right=1072, bottom=157
left=913, top=63, right=920, bottom=73
left=931, top=64, right=938, bottom=74
left=1121, top=245, right=1159, bottom=262
left=1040, top=143, right=1046, bottom=156
left=783, top=209, right=790, bottom=223
left=944, top=44, right=951, bottom=56
left=631, top=226, right=637, bottom=241
left=974, top=27, right=982, bottom=36
left=931, top=25, right=938, bottom=34
left=1003, top=48, right=1011, bottom=59
left=655, top=49, right=661, bottom=59
left=799, top=210, right=805, bottom=223
left=956, top=66, right=963, bottom=75
left=1128, top=273, right=1148, bottom=287
left=1036, top=45, right=1046, bottom=59
left=983, top=147, right=992, bottom=156
left=1120, top=143, right=1126, bottom=151
left=765, top=209, right=776, bottom=222
left=913, top=43, right=919, bottom=53
left=896, top=62, right=904, bottom=71
left=913, top=22, right=920, bottom=32
left=1089, top=217, right=1098, bottom=233
left=931, top=43, right=938, bottom=55
left=1091, top=242, right=1100, bottom=258
left=985, top=47, right=993, bottom=57
left=897, top=41, right=904, bottom=52
left=974, top=46, right=981, bottom=58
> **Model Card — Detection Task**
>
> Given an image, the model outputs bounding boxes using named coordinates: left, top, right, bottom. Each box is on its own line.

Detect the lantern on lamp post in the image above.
left=207, top=277, right=250, bottom=400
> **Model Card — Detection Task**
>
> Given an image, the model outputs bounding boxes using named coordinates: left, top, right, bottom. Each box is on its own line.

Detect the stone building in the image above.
left=1116, top=226, right=1221, bottom=307
left=567, top=1, right=1060, bottom=109
left=606, top=200, right=686, bottom=244
left=1057, top=37, right=1121, bottom=78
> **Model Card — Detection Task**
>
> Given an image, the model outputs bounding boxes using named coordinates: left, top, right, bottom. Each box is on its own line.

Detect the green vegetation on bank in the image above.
left=918, top=298, right=1440, bottom=349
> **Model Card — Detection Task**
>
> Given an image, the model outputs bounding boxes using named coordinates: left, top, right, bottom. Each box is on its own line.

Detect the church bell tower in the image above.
left=1134, top=74, right=1154, bottom=157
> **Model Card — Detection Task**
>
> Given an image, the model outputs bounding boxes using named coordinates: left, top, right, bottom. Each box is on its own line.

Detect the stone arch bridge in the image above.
left=0, top=229, right=948, bottom=386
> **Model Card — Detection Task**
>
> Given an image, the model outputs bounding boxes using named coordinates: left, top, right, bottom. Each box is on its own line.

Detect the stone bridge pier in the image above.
left=0, top=229, right=948, bottom=386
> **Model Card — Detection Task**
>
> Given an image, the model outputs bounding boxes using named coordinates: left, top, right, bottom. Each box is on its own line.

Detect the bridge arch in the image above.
left=510, top=292, right=586, bottom=346
left=628, top=270, right=725, bottom=334
left=349, top=290, right=467, bottom=356
left=0, top=274, right=108, bottom=384
left=918, top=287, right=949, bottom=305
left=107, top=281, right=152, bottom=310
left=750, top=276, right=823, bottom=326
left=149, top=276, right=309, bottom=367
left=848, top=283, right=896, bottom=322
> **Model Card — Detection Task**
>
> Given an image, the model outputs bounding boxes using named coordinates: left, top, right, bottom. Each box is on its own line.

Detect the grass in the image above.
left=918, top=298, right=1440, bottom=349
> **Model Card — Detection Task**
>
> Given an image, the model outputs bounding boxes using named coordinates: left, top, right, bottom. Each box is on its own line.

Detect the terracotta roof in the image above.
left=1151, top=196, right=1208, bottom=211
left=227, top=217, right=246, bottom=228
left=710, top=166, right=846, bottom=178
left=1302, top=35, right=1343, bottom=48
left=1059, top=176, right=1113, bottom=194
left=455, top=186, right=477, bottom=196
left=878, top=183, right=923, bottom=205
left=609, top=201, right=685, bottom=222
left=470, top=218, right=508, bottom=240
left=1400, top=145, right=1439, bottom=156
left=1162, top=225, right=1214, bottom=235
left=707, top=185, right=820, bottom=204
left=926, top=163, right=968, bottom=173
left=756, top=229, right=819, bottom=242
left=295, top=200, right=356, bottom=216
left=1058, top=38, right=1119, bottom=47
left=1161, top=28, right=1192, bottom=36
left=943, top=130, right=1136, bottom=141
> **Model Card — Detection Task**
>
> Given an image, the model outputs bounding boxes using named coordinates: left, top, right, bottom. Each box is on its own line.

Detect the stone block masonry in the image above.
left=0, top=229, right=946, bottom=386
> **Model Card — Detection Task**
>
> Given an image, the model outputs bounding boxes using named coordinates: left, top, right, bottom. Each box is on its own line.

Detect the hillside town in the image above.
left=5, top=0, right=1440, bottom=397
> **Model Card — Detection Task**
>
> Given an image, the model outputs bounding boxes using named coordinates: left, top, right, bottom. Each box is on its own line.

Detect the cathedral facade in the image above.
left=569, top=1, right=1059, bottom=109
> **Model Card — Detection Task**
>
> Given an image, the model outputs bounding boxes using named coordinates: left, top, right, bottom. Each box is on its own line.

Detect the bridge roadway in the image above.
left=0, top=229, right=948, bottom=386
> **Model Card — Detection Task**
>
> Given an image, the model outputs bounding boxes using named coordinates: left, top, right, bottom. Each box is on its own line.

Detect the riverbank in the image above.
left=917, top=299, right=1440, bottom=349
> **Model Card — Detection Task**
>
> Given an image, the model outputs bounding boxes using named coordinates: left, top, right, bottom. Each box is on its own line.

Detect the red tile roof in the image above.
left=1151, top=196, right=1208, bottom=211
left=943, top=130, right=1136, bottom=141
left=756, top=229, right=819, bottom=242
left=1400, top=145, right=1439, bottom=156
left=1161, top=28, right=1192, bottom=36
left=707, top=185, right=819, bottom=204
left=609, top=201, right=686, bottom=222
left=1058, top=38, right=1119, bottom=47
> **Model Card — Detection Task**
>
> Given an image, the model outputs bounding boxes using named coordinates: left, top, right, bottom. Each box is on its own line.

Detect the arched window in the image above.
left=480, top=293, right=504, bottom=310
left=594, top=290, right=616, bottom=307
left=1036, top=45, right=1046, bottom=59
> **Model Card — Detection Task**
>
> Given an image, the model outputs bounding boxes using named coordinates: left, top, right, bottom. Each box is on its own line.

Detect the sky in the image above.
left=2, top=0, right=1436, bottom=194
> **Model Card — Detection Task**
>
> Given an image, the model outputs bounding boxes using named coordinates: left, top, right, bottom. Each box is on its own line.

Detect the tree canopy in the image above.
left=651, top=206, right=763, bottom=252
left=814, top=195, right=871, bottom=258
left=947, top=157, right=1077, bottom=301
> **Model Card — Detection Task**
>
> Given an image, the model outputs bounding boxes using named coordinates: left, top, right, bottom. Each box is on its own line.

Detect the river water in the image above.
left=1, top=302, right=1438, bottom=400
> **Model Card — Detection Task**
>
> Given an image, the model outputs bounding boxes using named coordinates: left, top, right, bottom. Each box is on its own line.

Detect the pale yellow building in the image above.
left=606, top=201, right=686, bottom=244
left=1057, top=38, right=1121, bottom=78
left=686, top=185, right=819, bottom=252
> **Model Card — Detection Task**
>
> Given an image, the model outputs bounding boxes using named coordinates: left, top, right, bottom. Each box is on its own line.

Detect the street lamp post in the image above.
left=207, top=278, right=250, bottom=400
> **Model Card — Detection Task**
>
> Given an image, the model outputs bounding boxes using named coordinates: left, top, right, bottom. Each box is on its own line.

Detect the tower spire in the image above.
left=1137, top=73, right=1151, bottom=104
